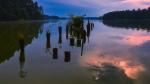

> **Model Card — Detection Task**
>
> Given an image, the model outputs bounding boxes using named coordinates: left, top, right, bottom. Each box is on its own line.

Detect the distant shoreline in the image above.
left=1, top=18, right=150, bottom=23
left=0, top=17, right=101, bottom=22
left=0, top=20, right=50, bottom=23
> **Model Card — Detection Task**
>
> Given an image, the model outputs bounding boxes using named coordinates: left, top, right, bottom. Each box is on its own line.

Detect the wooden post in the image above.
left=53, top=48, right=58, bottom=59
left=77, top=39, right=81, bottom=47
left=46, top=31, right=51, bottom=48
left=64, top=51, right=71, bottom=62
left=70, top=38, right=75, bottom=46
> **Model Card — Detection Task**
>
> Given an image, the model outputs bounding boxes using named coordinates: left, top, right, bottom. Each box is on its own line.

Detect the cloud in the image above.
left=39, top=0, right=149, bottom=7
left=35, top=0, right=150, bottom=16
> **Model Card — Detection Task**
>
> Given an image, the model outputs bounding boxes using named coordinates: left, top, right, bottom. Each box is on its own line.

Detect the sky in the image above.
left=35, top=0, right=150, bottom=17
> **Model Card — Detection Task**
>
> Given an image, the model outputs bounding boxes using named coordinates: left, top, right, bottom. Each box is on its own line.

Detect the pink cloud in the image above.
left=48, top=0, right=150, bottom=8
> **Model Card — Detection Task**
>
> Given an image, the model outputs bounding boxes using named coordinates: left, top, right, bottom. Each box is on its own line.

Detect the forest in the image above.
left=102, top=7, right=150, bottom=20
left=0, top=0, right=43, bottom=21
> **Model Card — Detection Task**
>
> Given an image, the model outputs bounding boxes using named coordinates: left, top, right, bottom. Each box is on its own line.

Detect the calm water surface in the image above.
left=0, top=20, right=150, bottom=84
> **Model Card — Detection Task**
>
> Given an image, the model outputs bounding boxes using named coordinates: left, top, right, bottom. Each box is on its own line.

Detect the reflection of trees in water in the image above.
left=0, top=21, right=44, bottom=64
left=88, top=63, right=134, bottom=84
left=103, top=20, right=150, bottom=32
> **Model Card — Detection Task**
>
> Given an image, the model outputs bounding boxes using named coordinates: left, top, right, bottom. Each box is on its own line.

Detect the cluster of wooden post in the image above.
left=47, top=19, right=94, bottom=61
left=51, top=26, right=70, bottom=62
left=52, top=48, right=71, bottom=62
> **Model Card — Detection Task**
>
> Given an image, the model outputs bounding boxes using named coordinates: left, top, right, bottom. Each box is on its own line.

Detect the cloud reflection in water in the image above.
left=80, top=51, right=145, bottom=80
left=122, top=33, right=150, bottom=46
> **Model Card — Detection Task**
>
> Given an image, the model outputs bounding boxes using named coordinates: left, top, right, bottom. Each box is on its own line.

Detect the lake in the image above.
left=0, top=20, right=150, bottom=84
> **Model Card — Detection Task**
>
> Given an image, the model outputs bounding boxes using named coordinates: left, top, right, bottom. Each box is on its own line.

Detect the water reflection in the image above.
left=89, top=64, right=134, bottom=84
left=18, top=36, right=27, bottom=78
left=0, top=21, right=44, bottom=64
left=122, top=33, right=150, bottom=46
left=103, top=20, right=150, bottom=32
left=81, top=54, right=145, bottom=79
left=44, top=19, right=95, bottom=61
left=1, top=19, right=150, bottom=84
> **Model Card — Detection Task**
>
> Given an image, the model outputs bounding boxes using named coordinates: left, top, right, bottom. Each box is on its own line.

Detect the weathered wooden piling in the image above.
left=58, top=26, right=62, bottom=45
left=53, top=48, right=58, bottom=59
left=87, top=23, right=91, bottom=42
left=58, top=34, right=62, bottom=44
left=46, top=31, right=51, bottom=48
left=82, top=30, right=87, bottom=41
left=64, top=51, right=71, bottom=62
left=66, top=24, right=69, bottom=39
left=58, top=26, right=62, bottom=35
left=81, top=41, right=84, bottom=56
left=70, top=38, right=75, bottom=46
left=77, top=39, right=81, bottom=47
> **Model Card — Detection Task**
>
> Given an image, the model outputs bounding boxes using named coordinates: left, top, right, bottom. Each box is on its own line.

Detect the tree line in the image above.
left=103, top=20, right=150, bottom=31
left=103, top=7, right=150, bottom=20
left=0, top=0, right=43, bottom=21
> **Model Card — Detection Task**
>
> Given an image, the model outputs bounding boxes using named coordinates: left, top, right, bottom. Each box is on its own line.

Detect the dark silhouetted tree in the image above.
left=0, top=0, right=43, bottom=21
left=103, top=7, right=150, bottom=20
